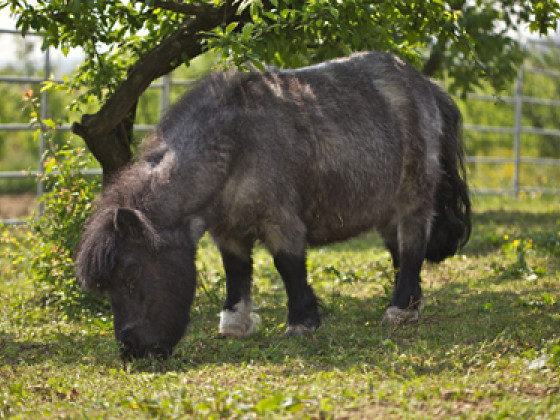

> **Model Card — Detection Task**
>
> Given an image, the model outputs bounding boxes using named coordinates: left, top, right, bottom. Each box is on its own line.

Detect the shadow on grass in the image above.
left=124, top=283, right=559, bottom=374
left=0, top=331, right=119, bottom=367
left=474, top=210, right=560, bottom=228
left=4, top=280, right=557, bottom=374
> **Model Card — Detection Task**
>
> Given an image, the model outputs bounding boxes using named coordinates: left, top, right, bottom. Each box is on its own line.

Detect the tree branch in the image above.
left=422, top=47, right=443, bottom=77
left=71, top=1, right=242, bottom=177
left=422, top=34, right=448, bottom=77
left=137, top=0, right=223, bottom=17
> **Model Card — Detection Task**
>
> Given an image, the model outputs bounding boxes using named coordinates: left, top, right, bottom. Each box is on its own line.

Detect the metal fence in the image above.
left=0, top=29, right=188, bottom=225
left=1, top=30, right=560, bottom=225
left=463, top=40, right=560, bottom=195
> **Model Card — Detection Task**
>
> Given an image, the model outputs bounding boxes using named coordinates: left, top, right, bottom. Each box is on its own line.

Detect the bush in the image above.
left=6, top=90, right=108, bottom=315
left=29, top=144, right=107, bottom=314
left=6, top=142, right=108, bottom=315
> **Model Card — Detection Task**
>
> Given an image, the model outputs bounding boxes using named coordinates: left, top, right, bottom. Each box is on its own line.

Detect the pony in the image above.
left=75, top=51, right=471, bottom=359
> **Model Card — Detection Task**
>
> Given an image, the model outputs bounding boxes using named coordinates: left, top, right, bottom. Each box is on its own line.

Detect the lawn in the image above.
left=1, top=195, right=559, bottom=419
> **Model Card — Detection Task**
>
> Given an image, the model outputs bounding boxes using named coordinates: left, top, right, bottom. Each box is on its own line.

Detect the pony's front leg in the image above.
left=273, top=251, right=321, bottom=335
left=218, top=247, right=261, bottom=337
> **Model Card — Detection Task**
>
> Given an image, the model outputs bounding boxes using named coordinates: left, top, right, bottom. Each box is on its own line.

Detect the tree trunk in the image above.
left=72, top=104, right=136, bottom=184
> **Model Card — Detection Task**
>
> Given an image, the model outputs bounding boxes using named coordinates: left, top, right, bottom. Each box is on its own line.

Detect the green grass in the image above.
left=1, top=195, right=560, bottom=418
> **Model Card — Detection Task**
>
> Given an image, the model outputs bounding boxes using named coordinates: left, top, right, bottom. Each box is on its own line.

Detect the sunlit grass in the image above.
left=1, top=195, right=559, bottom=418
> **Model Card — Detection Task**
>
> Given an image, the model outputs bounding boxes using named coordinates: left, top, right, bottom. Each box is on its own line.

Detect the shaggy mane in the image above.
left=75, top=205, right=161, bottom=291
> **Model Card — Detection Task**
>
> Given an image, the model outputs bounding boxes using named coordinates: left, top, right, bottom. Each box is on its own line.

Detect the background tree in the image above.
left=2, top=0, right=559, bottom=182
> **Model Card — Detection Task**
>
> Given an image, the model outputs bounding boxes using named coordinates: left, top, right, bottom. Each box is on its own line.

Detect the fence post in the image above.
left=37, top=46, right=50, bottom=214
left=513, top=66, right=524, bottom=198
left=160, top=73, right=171, bottom=119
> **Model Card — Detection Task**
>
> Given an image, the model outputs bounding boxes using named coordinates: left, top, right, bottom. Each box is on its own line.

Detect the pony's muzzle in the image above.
left=117, top=327, right=172, bottom=360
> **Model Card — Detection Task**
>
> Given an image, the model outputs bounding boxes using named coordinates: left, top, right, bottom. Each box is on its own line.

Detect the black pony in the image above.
left=75, top=51, right=471, bottom=359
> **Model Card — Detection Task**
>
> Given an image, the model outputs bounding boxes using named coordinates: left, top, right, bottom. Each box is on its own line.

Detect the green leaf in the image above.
left=542, top=293, right=556, bottom=306
left=329, top=7, right=340, bottom=20
left=42, top=119, right=56, bottom=130
left=43, top=157, right=56, bottom=175
left=249, top=59, right=265, bottom=71
left=242, top=22, right=255, bottom=38
left=254, top=394, right=284, bottom=413
left=225, top=22, right=239, bottom=36
left=70, top=0, right=81, bottom=14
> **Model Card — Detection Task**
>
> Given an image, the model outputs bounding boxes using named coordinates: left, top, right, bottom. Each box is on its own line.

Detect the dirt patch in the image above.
left=0, top=194, right=37, bottom=219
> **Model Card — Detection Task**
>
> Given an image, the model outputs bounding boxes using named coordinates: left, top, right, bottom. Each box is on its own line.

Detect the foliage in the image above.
left=206, top=0, right=536, bottom=94
left=207, top=1, right=452, bottom=66
left=0, top=83, right=37, bottom=193
left=523, top=47, right=560, bottom=159
left=452, top=40, right=560, bottom=193
left=2, top=0, right=559, bottom=107
left=552, top=341, right=560, bottom=366
left=28, top=144, right=105, bottom=313
left=4, top=89, right=105, bottom=314
left=6, top=0, right=170, bottom=108
left=1, top=195, right=559, bottom=418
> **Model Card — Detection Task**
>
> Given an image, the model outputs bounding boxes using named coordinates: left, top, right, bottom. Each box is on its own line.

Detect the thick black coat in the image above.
left=75, top=51, right=471, bottom=359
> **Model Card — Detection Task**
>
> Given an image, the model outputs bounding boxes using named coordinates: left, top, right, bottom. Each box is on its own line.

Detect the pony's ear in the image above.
left=113, top=208, right=144, bottom=239
left=112, top=207, right=160, bottom=250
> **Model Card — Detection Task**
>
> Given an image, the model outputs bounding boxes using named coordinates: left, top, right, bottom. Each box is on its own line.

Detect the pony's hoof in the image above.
left=381, top=297, right=425, bottom=326
left=285, top=324, right=315, bottom=336
left=381, top=306, right=420, bottom=326
left=219, top=306, right=261, bottom=338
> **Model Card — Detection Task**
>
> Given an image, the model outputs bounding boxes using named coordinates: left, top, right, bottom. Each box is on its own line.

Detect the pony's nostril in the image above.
left=116, top=327, right=172, bottom=359
left=117, top=327, right=141, bottom=360
left=119, top=340, right=135, bottom=360
left=117, top=325, right=134, bottom=340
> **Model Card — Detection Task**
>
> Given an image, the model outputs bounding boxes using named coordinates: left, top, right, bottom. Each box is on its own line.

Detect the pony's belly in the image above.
left=303, top=210, right=381, bottom=246
left=300, top=189, right=395, bottom=246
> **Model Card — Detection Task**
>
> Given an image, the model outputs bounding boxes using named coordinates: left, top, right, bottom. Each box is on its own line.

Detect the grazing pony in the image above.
left=75, top=51, right=471, bottom=359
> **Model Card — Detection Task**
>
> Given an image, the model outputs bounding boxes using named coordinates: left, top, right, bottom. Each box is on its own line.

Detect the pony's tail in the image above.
left=426, top=89, right=472, bottom=263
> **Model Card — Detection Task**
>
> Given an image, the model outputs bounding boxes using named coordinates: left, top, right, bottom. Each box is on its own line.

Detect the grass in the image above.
left=1, top=195, right=560, bottom=418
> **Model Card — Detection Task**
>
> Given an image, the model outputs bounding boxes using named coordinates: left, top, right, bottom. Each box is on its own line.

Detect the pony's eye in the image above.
left=128, top=264, right=142, bottom=279
left=121, top=263, right=142, bottom=294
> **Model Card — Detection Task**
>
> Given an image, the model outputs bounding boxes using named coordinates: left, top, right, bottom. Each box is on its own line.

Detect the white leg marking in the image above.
left=381, top=297, right=426, bottom=326
left=219, top=300, right=261, bottom=337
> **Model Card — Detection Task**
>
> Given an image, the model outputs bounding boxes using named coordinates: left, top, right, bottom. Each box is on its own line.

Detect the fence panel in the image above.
left=462, top=39, right=560, bottom=195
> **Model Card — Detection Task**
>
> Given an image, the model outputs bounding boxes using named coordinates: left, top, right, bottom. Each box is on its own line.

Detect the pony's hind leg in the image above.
left=381, top=207, right=429, bottom=326
left=218, top=246, right=261, bottom=337
left=273, top=251, right=321, bottom=335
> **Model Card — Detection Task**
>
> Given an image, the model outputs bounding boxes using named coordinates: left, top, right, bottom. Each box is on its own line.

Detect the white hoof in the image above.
left=219, top=300, right=261, bottom=337
left=381, top=298, right=425, bottom=326
left=285, top=324, right=315, bottom=336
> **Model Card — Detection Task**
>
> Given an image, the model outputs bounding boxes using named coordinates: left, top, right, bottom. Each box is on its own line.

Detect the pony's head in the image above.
left=75, top=207, right=196, bottom=359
